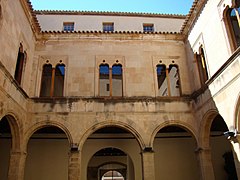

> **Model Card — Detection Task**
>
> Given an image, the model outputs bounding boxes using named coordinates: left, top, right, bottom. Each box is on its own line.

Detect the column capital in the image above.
left=142, top=147, right=154, bottom=153
left=195, top=147, right=211, bottom=154
left=10, top=150, right=27, bottom=155
left=70, top=143, right=80, bottom=153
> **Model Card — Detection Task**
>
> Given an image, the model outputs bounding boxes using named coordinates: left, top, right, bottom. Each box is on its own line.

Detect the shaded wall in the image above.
left=0, top=139, right=11, bottom=180
left=24, top=139, right=69, bottom=180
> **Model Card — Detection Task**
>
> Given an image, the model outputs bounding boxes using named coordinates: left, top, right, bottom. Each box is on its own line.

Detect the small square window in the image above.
left=143, top=24, right=154, bottom=32
left=103, top=23, right=114, bottom=32
left=63, top=22, right=74, bottom=31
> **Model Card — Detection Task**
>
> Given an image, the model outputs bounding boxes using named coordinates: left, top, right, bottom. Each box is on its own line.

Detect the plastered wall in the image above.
left=0, top=139, right=11, bottom=180
left=37, top=14, right=185, bottom=32
left=187, top=0, right=232, bottom=77
left=24, top=138, right=69, bottom=180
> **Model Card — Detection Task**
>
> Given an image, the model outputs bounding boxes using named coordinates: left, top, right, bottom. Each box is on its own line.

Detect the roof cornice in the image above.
left=38, top=31, right=184, bottom=41
left=40, top=30, right=181, bottom=35
left=180, top=0, right=207, bottom=35
left=34, top=10, right=186, bottom=19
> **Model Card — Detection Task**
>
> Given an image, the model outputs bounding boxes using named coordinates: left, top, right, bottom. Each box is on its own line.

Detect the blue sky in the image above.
left=30, top=0, right=194, bottom=15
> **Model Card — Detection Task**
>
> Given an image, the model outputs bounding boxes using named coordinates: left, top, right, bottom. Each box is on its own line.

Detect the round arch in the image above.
left=97, top=161, right=127, bottom=169
left=0, top=112, right=22, bottom=150
left=79, top=121, right=145, bottom=150
left=23, top=120, right=73, bottom=151
left=150, top=120, right=198, bottom=148
left=234, top=92, right=240, bottom=132
left=199, top=109, right=220, bottom=148
left=199, top=110, right=237, bottom=180
left=222, top=3, right=240, bottom=51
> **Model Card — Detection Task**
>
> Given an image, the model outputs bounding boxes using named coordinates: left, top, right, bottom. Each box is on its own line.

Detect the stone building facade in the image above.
left=0, top=0, right=239, bottom=180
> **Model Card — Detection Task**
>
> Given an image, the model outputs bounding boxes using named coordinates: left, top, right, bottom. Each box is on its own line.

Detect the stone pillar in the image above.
left=195, top=147, right=215, bottom=180
left=68, top=147, right=81, bottom=180
left=8, top=150, right=27, bottom=180
left=127, top=155, right=134, bottom=180
left=141, top=147, right=155, bottom=180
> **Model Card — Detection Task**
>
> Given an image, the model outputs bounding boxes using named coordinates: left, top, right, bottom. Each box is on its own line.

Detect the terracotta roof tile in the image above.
left=34, top=10, right=186, bottom=19
left=180, top=0, right=206, bottom=35
left=26, top=0, right=41, bottom=32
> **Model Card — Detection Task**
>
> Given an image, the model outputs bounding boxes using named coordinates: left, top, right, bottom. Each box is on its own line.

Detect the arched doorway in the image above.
left=0, top=116, right=12, bottom=179
left=24, top=126, right=70, bottom=180
left=82, top=126, right=141, bottom=180
left=88, top=148, right=127, bottom=180
left=210, top=115, right=237, bottom=180
left=153, top=125, right=199, bottom=180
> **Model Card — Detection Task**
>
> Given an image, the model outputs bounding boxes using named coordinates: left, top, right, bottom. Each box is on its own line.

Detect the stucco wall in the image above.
left=187, top=0, right=232, bottom=77
left=0, top=139, right=11, bottom=180
left=37, top=14, right=185, bottom=32
left=25, top=139, right=69, bottom=180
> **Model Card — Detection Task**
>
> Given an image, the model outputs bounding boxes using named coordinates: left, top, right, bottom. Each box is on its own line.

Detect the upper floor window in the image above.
left=14, top=43, right=26, bottom=85
left=224, top=1, right=240, bottom=50
left=63, top=22, right=74, bottom=31
left=99, top=63, right=122, bottom=97
left=143, top=24, right=154, bottom=32
left=112, top=64, right=123, bottom=96
left=195, top=46, right=209, bottom=85
left=156, top=64, right=180, bottom=96
left=103, top=22, right=114, bottom=32
left=157, top=64, right=168, bottom=96
left=40, top=63, right=65, bottom=97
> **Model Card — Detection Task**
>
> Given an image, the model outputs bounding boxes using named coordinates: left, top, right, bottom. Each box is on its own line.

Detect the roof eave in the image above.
left=180, top=0, right=207, bottom=36
left=20, top=0, right=41, bottom=35
left=34, top=10, right=186, bottom=19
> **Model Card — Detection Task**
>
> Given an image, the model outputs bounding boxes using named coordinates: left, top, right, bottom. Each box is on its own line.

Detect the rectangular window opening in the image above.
left=143, top=24, right=154, bottom=32
left=63, top=22, right=75, bottom=31
left=103, top=22, right=114, bottom=32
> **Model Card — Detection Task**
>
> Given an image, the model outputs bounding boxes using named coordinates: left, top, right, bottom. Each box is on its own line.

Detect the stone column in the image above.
left=8, top=150, right=27, bottom=180
left=195, top=147, right=215, bottom=180
left=141, top=147, right=155, bottom=180
left=68, top=147, right=81, bottom=180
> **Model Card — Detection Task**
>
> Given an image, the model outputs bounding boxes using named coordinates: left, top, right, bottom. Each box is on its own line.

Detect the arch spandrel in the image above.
left=78, top=120, right=145, bottom=151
